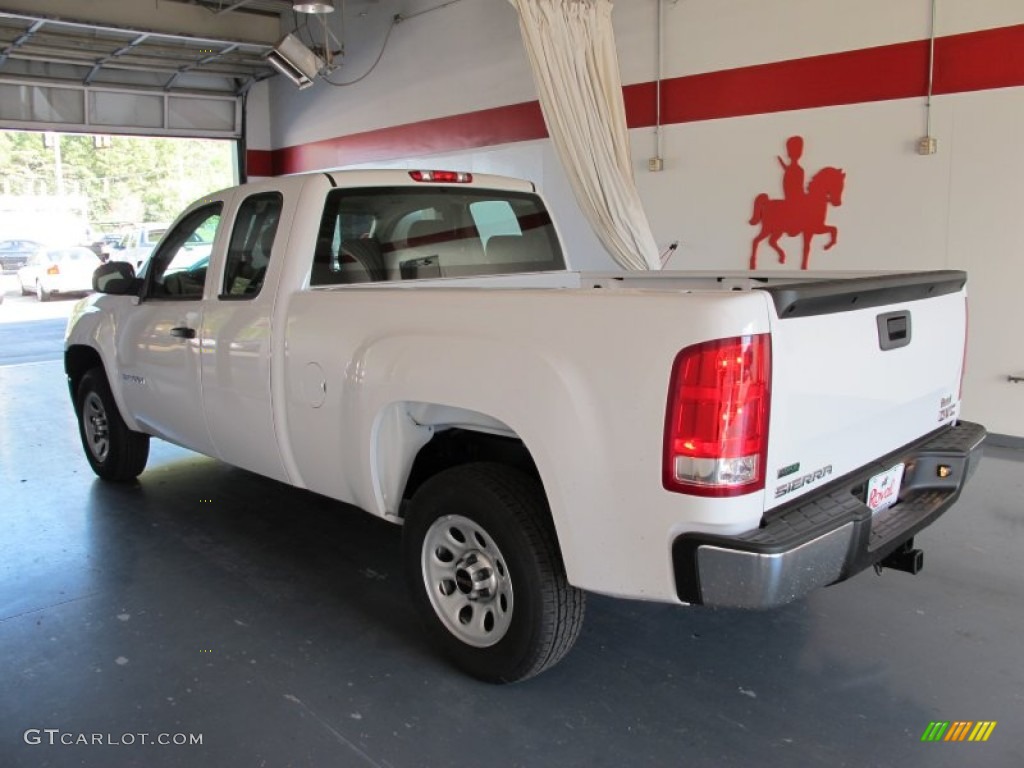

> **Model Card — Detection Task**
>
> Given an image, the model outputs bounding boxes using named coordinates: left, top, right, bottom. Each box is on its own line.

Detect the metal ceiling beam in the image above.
left=0, top=1, right=280, bottom=44
left=165, top=43, right=239, bottom=90
left=193, top=0, right=294, bottom=19
left=0, top=18, right=43, bottom=67
left=215, top=1, right=260, bottom=15
left=10, top=49, right=268, bottom=78
left=84, top=32, right=150, bottom=85
left=0, top=9, right=274, bottom=95
left=0, top=11, right=274, bottom=52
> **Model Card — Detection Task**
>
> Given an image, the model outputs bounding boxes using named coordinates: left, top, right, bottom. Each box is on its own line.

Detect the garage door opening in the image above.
left=0, top=129, right=235, bottom=264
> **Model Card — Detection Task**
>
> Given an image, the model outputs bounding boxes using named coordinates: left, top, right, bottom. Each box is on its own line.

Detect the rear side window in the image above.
left=310, top=186, right=564, bottom=286
left=222, top=192, right=282, bottom=299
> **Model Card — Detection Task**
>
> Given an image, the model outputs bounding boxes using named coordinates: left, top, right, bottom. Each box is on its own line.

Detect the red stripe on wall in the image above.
left=623, top=81, right=658, bottom=129
left=245, top=149, right=275, bottom=177
left=934, top=24, right=1024, bottom=94
left=271, top=101, right=546, bottom=177
left=658, top=40, right=929, bottom=124
left=252, top=23, right=1024, bottom=175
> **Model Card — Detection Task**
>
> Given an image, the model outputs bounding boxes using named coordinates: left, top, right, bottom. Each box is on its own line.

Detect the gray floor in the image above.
left=1, top=300, right=1022, bottom=768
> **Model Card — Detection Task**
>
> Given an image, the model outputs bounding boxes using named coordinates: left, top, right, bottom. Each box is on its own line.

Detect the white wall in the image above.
left=269, top=1, right=533, bottom=146
left=259, top=0, right=1024, bottom=435
left=245, top=80, right=272, bottom=152
left=638, top=99, right=954, bottom=272
left=944, top=88, right=1024, bottom=435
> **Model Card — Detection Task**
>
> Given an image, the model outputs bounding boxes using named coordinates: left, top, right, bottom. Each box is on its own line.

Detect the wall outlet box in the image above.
left=648, top=156, right=664, bottom=172
left=917, top=136, right=938, bottom=155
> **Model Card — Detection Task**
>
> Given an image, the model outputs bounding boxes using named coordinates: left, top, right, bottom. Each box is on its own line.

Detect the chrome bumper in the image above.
left=672, top=420, right=987, bottom=609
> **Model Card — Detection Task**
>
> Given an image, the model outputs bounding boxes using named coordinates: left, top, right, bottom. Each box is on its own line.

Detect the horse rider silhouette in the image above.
left=750, top=138, right=846, bottom=270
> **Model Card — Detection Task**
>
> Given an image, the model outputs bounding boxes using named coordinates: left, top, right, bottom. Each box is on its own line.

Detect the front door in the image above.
left=116, top=203, right=224, bottom=457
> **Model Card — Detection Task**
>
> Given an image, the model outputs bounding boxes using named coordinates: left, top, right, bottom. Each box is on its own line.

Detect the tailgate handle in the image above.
left=877, top=311, right=911, bottom=350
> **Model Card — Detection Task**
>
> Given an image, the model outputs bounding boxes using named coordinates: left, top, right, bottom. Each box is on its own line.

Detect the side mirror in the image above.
left=93, top=261, right=139, bottom=295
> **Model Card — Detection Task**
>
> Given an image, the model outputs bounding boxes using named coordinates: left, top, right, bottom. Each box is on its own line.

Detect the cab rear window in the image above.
left=310, top=187, right=564, bottom=285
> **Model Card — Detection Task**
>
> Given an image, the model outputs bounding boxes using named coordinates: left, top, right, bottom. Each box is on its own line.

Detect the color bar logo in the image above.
left=921, top=721, right=997, bottom=742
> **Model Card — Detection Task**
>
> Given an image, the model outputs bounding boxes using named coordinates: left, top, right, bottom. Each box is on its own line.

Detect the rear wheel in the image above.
left=35, top=281, right=50, bottom=302
left=76, top=367, right=149, bottom=481
left=403, top=463, right=585, bottom=683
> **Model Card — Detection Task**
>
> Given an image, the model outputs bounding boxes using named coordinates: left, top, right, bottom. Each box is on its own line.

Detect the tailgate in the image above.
left=757, top=271, right=967, bottom=511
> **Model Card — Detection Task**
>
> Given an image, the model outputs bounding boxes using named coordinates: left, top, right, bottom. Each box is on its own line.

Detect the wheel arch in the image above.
left=65, top=344, right=105, bottom=409
left=371, top=401, right=542, bottom=519
left=370, top=400, right=587, bottom=587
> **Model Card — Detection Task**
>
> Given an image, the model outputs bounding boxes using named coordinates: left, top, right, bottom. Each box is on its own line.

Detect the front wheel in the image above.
left=76, top=367, right=150, bottom=481
left=402, top=463, right=585, bottom=683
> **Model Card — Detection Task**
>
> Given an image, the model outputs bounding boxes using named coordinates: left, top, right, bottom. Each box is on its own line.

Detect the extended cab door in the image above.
left=116, top=202, right=226, bottom=456
left=198, top=190, right=289, bottom=483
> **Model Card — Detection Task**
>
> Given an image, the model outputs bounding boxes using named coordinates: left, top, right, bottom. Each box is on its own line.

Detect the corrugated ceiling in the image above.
left=0, top=11, right=276, bottom=95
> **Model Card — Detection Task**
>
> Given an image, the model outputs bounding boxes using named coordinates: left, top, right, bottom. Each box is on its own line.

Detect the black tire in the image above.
left=76, top=367, right=150, bottom=482
left=36, top=281, right=50, bottom=302
left=403, top=463, right=585, bottom=683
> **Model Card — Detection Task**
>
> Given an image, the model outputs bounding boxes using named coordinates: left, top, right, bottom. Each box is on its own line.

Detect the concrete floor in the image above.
left=1, top=293, right=1022, bottom=767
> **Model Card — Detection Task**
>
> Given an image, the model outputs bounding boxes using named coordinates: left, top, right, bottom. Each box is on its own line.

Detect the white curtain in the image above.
left=508, top=0, right=661, bottom=271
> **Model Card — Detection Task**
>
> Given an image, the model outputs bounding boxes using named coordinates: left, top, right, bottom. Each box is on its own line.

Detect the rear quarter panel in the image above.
left=281, top=285, right=774, bottom=601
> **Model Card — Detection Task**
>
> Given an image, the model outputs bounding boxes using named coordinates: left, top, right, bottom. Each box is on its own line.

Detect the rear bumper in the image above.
left=43, top=276, right=93, bottom=295
left=672, top=420, right=987, bottom=608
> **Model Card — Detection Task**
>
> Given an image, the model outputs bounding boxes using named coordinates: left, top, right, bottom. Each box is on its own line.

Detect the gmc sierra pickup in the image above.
left=65, top=169, right=985, bottom=682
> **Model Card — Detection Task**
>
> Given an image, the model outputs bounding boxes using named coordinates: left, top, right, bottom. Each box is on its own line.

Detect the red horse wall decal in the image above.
left=749, top=136, right=846, bottom=270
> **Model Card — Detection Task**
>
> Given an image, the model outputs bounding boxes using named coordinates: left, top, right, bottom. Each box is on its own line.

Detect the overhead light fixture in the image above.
left=266, top=33, right=324, bottom=89
left=293, top=0, right=335, bottom=12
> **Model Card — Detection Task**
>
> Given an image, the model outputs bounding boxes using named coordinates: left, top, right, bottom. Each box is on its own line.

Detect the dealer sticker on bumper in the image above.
left=867, top=463, right=905, bottom=513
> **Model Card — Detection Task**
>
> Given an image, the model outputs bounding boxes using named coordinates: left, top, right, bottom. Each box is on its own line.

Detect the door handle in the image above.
left=876, top=311, right=911, bottom=351
left=170, top=326, right=196, bottom=339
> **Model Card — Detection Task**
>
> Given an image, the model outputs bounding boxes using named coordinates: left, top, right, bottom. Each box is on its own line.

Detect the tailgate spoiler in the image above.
left=755, top=271, right=967, bottom=319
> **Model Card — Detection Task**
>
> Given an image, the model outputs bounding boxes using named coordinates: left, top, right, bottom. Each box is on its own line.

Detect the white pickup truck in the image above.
left=66, top=169, right=985, bottom=682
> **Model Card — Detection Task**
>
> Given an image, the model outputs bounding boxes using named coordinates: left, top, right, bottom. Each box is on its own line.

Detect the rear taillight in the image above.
left=46, top=265, right=60, bottom=275
left=958, top=297, right=968, bottom=402
left=663, top=334, right=771, bottom=496
left=409, top=170, right=473, bottom=183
